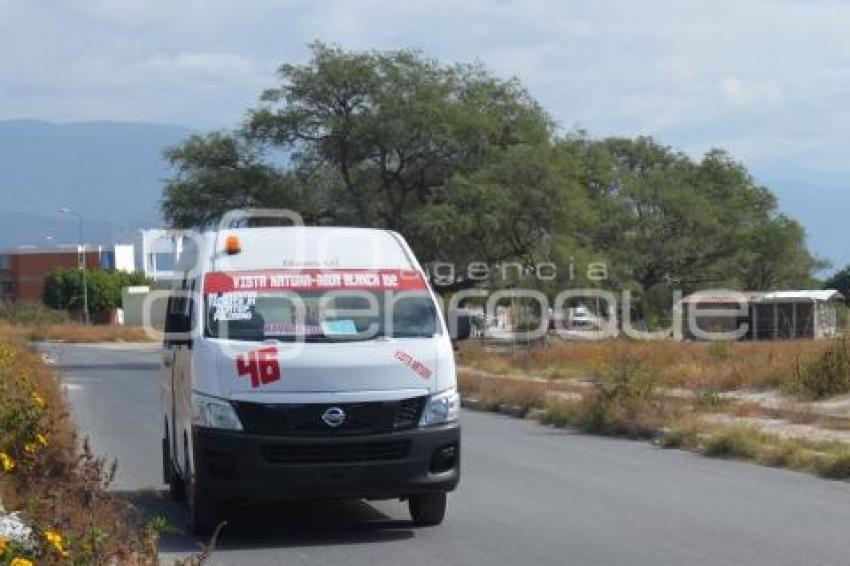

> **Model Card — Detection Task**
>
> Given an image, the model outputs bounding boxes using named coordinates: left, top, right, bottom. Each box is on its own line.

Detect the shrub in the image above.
left=580, top=353, right=662, bottom=436
left=538, top=352, right=668, bottom=438
left=787, top=338, right=850, bottom=399
left=701, top=426, right=763, bottom=459
left=814, top=450, right=850, bottom=479
left=539, top=399, right=581, bottom=428
left=43, top=269, right=149, bottom=314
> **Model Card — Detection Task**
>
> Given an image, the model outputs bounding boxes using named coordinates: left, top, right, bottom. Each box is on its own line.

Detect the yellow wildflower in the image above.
left=31, top=392, right=46, bottom=409
left=36, top=433, right=48, bottom=447
left=0, top=344, right=15, bottom=365
left=44, top=529, right=70, bottom=557
left=10, top=559, right=35, bottom=566
left=0, top=452, right=15, bottom=472
left=23, top=443, right=38, bottom=455
left=0, top=536, right=9, bottom=552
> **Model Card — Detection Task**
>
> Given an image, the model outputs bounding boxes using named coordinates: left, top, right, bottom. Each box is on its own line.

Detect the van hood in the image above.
left=201, top=338, right=440, bottom=400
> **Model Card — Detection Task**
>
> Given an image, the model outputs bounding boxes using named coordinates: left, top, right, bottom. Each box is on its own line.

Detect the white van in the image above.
left=160, top=225, right=467, bottom=534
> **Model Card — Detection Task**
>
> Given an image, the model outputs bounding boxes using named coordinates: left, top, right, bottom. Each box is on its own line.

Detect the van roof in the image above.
left=204, top=226, right=417, bottom=272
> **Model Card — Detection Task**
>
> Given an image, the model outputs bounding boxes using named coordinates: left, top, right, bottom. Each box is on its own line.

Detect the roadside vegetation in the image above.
left=0, top=302, right=155, bottom=343
left=458, top=337, right=850, bottom=480
left=0, top=324, right=154, bottom=344
left=457, top=339, right=831, bottom=392
left=0, top=302, right=68, bottom=327
left=0, top=334, right=158, bottom=564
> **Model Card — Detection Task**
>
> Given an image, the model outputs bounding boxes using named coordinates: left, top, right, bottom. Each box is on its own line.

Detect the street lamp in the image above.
left=59, top=207, right=89, bottom=325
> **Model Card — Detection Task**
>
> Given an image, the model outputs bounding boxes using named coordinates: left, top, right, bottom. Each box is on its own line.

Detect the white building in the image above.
left=133, top=229, right=185, bottom=281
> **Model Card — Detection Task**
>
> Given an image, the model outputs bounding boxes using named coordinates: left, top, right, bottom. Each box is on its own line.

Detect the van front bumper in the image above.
left=191, top=423, right=460, bottom=504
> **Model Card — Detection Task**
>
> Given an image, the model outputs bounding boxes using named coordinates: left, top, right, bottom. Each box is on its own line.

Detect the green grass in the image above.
left=656, top=424, right=850, bottom=480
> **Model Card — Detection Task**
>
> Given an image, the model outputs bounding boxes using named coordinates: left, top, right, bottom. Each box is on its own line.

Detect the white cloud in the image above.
left=1, top=0, right=850, bottom=169
left=718, top=76, right=783, bottom=108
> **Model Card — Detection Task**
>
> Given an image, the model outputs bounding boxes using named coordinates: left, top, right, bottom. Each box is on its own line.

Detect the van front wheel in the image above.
left=187, top=488, right=218, bottom=537
left=408, top=492, right=447, bottom=526
left=185, top=444, right=219, bottom=536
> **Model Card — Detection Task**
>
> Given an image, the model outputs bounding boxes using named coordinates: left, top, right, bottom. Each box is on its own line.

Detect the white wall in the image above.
left=135, top=228, right=183, bottom=281
left=113, top=244, right=135, bottom=273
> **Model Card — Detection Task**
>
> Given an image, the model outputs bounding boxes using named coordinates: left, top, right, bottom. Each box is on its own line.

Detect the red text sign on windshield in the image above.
left=204, top=269, right=427, bottom=293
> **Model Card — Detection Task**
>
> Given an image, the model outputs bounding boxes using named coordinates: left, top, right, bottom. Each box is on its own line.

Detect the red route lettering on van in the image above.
left=204, top=269, right=427, bottom=293
left=236, top=346, right=281, bottom=388
left=395, top=350, right=432, bottom=380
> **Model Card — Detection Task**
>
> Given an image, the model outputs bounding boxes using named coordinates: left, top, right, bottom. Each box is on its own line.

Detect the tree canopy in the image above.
left=825, top=266, right=850, bottom=302
left=161, top=42, right=822, bottom=316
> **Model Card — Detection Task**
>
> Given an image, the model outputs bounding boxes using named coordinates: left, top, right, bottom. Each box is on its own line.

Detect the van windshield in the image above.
left=205, top=290, right=439, bottom=342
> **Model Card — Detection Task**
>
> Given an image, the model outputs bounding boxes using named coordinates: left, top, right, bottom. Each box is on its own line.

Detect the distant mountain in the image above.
left=0, top=119, right=193, bottom=248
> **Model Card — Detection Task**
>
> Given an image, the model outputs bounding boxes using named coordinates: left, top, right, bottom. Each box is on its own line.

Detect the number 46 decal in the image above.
left=236, top=346, right=281, bottom=388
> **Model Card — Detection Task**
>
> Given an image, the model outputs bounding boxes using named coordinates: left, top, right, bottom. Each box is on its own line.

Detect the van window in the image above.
left=205, top=291, right=438, bottom=342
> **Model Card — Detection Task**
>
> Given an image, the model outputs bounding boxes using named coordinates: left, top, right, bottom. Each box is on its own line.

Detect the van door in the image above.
left=169, top=276, right=196, bottom=476
left=161, top=295, right=177, bottom=475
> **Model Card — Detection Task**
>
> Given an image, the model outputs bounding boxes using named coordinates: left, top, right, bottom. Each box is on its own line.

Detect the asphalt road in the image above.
left=40, top=342, right=850, bottom=566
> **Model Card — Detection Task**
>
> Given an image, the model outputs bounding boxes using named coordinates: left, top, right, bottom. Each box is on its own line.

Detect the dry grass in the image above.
left=0, top=334, right=158, bottom=564
left=461, top=348, right=679, bottom=438
left=0, top=323, right=156, bottom=344
left=458, top=338, right=830, bottom=392
left=459, top=371, right=552, bottom=412
left=459, top=338, right=850, bottom=481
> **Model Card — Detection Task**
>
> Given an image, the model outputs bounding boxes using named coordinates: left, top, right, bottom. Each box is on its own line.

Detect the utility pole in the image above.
left=59, top=207, right=89, bottom=324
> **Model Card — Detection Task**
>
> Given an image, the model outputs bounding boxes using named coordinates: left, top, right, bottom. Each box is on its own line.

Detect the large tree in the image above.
left=161, top=42, right=821, bottom=300
left=557, top=136, right=822, bottom=319
left=162, top=42, right=572, bottom=288
left=245, top=43, right=553, bottom=229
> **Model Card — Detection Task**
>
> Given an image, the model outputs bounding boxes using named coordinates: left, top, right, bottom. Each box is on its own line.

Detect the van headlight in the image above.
left=419, top=388, right=460, bottom=427
left=192, top=393, right=243, bottom=431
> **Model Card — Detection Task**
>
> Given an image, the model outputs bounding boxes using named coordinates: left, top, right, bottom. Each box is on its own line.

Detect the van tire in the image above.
left=185, top=443, right=219, bottom=537
left=408, top=492, right=447, bottom=526
left=187, top=489, right=218, bottom=537
left=163, top=429, right=185, bottom=501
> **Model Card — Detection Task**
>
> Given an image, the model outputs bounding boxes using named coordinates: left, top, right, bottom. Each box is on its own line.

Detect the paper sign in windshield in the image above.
left=321, top=320, right=358, bottom=335
left=204, top=269, right=427, bottom=294
left=263, top=322, right=324, bottom=336
left=209, top=291, right=257, bottom=321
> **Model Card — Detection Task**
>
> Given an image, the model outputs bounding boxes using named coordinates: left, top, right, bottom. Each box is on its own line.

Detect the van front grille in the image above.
left=394, top=397, right=424, bottom=429
left=232, top=396, right=427, bottom=437
left=260, top=440, right=412, bottom=464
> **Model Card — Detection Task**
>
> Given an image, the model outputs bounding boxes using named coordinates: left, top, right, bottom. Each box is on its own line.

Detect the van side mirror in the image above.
left=448, top=310, right=474, bottom=342
left=164, top=312, right=193, bottom=345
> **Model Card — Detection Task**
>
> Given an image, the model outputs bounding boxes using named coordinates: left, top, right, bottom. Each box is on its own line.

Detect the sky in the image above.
left=1, top=0, right=848, bottom=268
